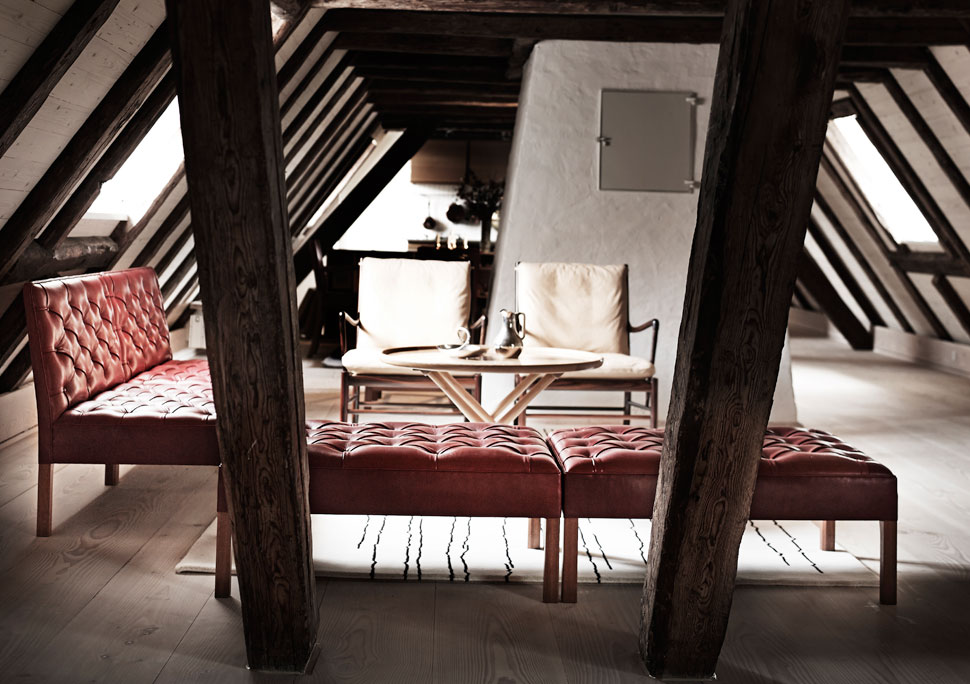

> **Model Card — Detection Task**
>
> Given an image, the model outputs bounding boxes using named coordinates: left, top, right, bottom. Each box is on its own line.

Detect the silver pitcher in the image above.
left=490, top=309, right=526, bottom=358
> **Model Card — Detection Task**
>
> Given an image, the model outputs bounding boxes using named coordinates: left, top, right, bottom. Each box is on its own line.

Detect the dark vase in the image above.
left=480, top=211, right=493, bottom=253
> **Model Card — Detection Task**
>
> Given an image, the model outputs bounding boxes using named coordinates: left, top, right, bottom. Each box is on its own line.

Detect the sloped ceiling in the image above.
left=2, top=1, right=970, bottom=391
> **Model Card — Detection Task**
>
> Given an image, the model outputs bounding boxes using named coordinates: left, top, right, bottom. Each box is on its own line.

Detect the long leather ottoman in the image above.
left=547, top=425, right=897, bottom=604
left=305, top=421, right=563, bottom=602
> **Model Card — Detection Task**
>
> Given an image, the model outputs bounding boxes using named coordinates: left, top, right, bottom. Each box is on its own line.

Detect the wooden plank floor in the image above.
left=1, top=338, right=969, bottom=683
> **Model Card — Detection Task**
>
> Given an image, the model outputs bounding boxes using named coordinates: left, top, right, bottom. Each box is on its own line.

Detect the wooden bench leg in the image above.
left=214, top=510, right=232, bottom=598
left=820, top=520, right=836, bottom=551
left=37, top=463, right=53, bottom=537
left=542, top=517, right=560, bottom=603
left=562, top=517, right=578, bottom=603
left=880, top=520, right=897, bottom=605
left=528, top=517, right=542, bottom=549
left=105, top=463, right=120, bottom=486
left=214, top=468, right=232, bottom=598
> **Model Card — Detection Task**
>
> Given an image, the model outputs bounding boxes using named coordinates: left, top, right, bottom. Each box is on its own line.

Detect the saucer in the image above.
left=436, top=343, right=487, bottom=359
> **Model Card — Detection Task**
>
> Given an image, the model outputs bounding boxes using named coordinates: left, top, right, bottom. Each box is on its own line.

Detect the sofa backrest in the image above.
left=23, top=268, right=172, bottom=431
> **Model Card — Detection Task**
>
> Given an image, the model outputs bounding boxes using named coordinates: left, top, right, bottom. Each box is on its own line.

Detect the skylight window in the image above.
left=826, top=115, right=937, bottom=245
left=87, top=99, right=184, bottom=224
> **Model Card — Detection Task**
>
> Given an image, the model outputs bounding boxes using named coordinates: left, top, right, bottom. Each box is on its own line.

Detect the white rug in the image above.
left=177, top=515, right=878, bottom=586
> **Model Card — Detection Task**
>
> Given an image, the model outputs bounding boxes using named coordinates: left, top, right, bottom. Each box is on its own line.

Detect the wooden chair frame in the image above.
left=338, top=310, right=487, bottom=422
left=514, top=263, right=660, bottom=428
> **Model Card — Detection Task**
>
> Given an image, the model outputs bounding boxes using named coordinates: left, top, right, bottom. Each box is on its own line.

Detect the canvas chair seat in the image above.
left=560, top=352, right=655, bottom=380
left=342, top=347, right=479, bottom=377
left=515, top=261, right=660, bottom=426
left=339, top=257, right=484, bottom=421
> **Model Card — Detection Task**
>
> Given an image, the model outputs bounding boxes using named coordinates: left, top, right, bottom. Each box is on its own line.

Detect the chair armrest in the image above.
left=338, top=312, right=362, bottom=355
left=468, top=314, right=488, bottom=344
left=629, top=318, right=660, bottom=364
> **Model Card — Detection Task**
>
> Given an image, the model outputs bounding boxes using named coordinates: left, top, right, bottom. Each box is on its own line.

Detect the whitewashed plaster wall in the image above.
left=487, top=40, right=798, bottom=423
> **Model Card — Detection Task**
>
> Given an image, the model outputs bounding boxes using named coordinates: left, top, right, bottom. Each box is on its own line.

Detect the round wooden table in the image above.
left=380, top=346, right=603, bottom=424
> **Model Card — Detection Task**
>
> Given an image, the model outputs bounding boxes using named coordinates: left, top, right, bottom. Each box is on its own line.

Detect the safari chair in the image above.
left=339, top=257, right=486, bottom=421
left=513, top=262, right=659, bottom=427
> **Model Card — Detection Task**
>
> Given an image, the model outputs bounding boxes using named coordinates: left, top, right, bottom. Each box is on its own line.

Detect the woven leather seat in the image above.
left=305, top=421, right=562, bottom=601
left=547, top=425, right=897, bottom=604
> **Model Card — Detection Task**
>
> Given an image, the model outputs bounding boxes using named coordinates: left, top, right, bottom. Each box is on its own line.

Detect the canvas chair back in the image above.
left=515, top=262, right=630, bottom=354
left=355, top=258, right=471, bottom=350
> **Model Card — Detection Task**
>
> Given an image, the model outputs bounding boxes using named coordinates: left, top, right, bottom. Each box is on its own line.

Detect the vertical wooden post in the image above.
left=165, top=0, right=317, bottom=672
left=639, top=0, right=850, bottom=679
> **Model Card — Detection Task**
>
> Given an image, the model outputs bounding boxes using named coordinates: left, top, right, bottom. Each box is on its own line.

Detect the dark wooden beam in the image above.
left=891, top=251, right=970, bottom=277
left=821, top=150, right=952, bottom=339
left=368, top=93, right=518, bottom=106
left=152, top=223, right=193, bottom=278
left=365, top=79, right=520, bottom=96
left=310, top=1, right=970, bottom=17
left=798, top=250, right=874, bottom=349
left=335, top=32, right=513, bottom=56
left=166, top=0, right=316, bottom=671
left=323, top=9, right=969, bottom=45
left=639, top=0, right=849, bottom=679
left=839, top=45, right=928, bottom=67
left=848, top=85, right=970, bottom=267
left=352, top=65, right=514, bottom=85
left=923, top=50, right=970, bottom=139
left=298, top=126, right=430, bottom=259
left=836, top=67, right=890, bottom=83
left=282, top=58, right=353, bottom=152
left=0, top=0, right=120, bottom=158
left=932, top=274, right=970, bottom=338
left=3, top=237, right=118, bottom=285
left=287, top=93, right=369, bottom=201
left=289, top=117, right=377, bottom=233
left=277, top=12, right=331, bottom=94
left=280, top=39, right=339, bottom=121
left=288, top=106, right=375, bottom=219
left=815, top=192, right=914, bottom=331
left=882, top=71, right=970, bottom=260
left=807, top=218, right=884, bottom=327
left=830, top=97, right=857, bottom=119
left=0, top=28, right=170, bottom=280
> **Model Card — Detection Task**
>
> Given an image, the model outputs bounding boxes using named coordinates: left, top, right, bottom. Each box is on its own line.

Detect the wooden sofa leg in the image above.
left=215, top=511, right=232, bottom=598
left=820, top=520, right=836, bottom=551
left=649, top=378, right=659, bottom=429
left=339, top=372, right=349, bottom=422
left=105, top=464, right=120, bottom=486
left=543, top=517, right=560, bottom=603
left=37, top=463, right=53, bottom=537
left=528, top=518, right=542, bottom=549
left=562, top=517, right=578, bottom=603
left=880, top=520, right=897, bottom=605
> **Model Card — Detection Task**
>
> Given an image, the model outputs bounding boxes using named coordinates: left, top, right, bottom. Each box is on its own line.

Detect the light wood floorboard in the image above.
left=0, top=340, right=968, bottom=682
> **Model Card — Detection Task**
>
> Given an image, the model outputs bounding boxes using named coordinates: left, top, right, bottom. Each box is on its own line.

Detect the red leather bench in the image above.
left=547, top=425, right=897, bottom=604
left=23, top=267, right=231, bottom=597
left=304, top=421, right=563, bottom=602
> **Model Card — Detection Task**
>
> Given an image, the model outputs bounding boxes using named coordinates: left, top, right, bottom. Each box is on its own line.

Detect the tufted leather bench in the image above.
left=23, top=267, right=231, bottom=597
left=305, top=420, right=563, bottom=602
left=547, top=425, right=897, bottom=604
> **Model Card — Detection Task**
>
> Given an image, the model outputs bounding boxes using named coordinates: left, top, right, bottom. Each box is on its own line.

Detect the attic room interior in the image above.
left=1, top=0, right=970, bottom=682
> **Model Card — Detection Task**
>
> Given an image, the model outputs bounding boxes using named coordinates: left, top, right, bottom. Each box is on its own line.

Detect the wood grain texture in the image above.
left=0, top=0, right=120, bottom=159
left=315, top=580, right=434, bottom=683
left=166, top=0, right=316, bottom=671
left=311, top=0, right=970, bottom=18
left=639, top=0, right=850, bottom=678
left=434, top=583, right=569, bottom=684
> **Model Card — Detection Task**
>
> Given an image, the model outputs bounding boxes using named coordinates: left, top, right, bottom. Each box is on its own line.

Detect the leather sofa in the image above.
left=304, top=420, right=563, bottom=602
left=547, top=425, right=897, bottom=604
left=23, top=267, right=231, bottom=597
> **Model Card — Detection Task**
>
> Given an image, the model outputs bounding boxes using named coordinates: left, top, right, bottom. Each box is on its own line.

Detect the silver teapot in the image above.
left=490, top=309, right=526, bottom=358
